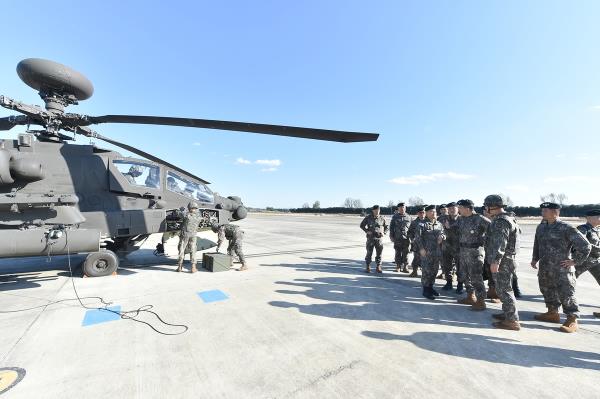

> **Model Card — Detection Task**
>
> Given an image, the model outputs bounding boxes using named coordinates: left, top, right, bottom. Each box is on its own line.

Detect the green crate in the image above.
left=202, top=252, right=232, bottom=272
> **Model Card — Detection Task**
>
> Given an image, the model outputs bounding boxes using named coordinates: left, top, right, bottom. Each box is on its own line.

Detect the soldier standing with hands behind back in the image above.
left=360, top=205, right=388, bottom=273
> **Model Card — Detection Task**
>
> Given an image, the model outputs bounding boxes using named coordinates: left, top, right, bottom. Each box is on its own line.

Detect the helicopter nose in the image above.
left=215, top=195, right=247, bottom=221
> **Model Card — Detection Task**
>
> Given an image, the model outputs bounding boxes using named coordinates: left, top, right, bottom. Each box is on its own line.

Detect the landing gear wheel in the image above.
left=83, top=250, right=119, bottom=277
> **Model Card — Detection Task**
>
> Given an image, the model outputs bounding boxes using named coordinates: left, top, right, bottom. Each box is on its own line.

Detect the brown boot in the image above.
left=471, top=298, right=486, bottom=311
left=376, top=265, right=383, bottom=273
left=493, top=320, right=521, bottom=331
left=458, top=293, right=477, bottom=305
left=191, top=263, right=197, bottom=273
left=534, top=308, right=561, bottom=323
left=487, top=287, right=502, bottom=304
left=559, top=315, right=578, bottom=333
left=238, top=264, right=248, bottom=271
left=492, top=313, right=505, bottom=320
left=408, top=268, right=418, bottom=277
left=365, top=263, right=371, bottom=273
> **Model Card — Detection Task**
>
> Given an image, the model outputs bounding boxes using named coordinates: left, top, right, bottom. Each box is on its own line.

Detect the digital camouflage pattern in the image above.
left=177, top=211, right=203, bottom=264
left=486, top=212, right=520, bottom=321
left=438, top=214, right=460, bottom=281
left=217, top=224, right=246, bottom=265
left=575, top=223, right=600, bottom=291
left=532, top=219, right=591, bottom=317
left=414, top=219, right=445, bottom=287
left=360, top=214, right=389, bottom=265
left=390, top=213, right=412, bottom=266
left=408, top=217, right=426, bottom=269
left=456, top=213, right=490, bottom=298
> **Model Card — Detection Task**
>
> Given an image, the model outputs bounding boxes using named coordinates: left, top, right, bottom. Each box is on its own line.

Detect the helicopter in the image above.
left=0, top=58, right=378, bottom=277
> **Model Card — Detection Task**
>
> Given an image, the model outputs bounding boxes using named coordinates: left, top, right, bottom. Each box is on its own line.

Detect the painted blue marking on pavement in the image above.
left=82, top=306, right=121, bottom=326
left=197, top=290, right=229, bottom=303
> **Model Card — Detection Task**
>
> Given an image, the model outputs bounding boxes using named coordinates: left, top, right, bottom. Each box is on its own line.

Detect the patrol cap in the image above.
left=425, top=205, right=436, bottom=211
left=540, top=202, right=561, bottom=209
left=396, top=202, right=405, bottom=207
left=446, top=201, right=457, bottom=207
left=457, top=199, right=474, bottom=207
left=372, top=205, right=380, bottom=210
left=585, top=209, right=600, bottom=216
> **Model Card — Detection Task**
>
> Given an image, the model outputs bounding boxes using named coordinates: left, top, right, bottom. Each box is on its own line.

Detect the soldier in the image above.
left=125, top=165, right=143, bottom=185
left=438, top=204, right=448, bottom=217
left=482, top=206, right=501, bottom=303
left=531, top=202, right=591, bottom=333
left=575, top=209, right=600, bottom=318
left=414, top=205, right=445, bottom=300
left=212, top=223, right=248, bottom=271
left=360, top=205, right=388, bottom=273
left=484, top=195, right=521, bottom=330
left=389, top=202, right=412, bottom=273
left=438, top=202, right=460, bottom=291
left=455, top=199, right=491, bottom=310
left=408, top=206, right=426, bottom=277
left=507, top=211, right=523, bottom=298
left=177, top=201, right=203, bottom=273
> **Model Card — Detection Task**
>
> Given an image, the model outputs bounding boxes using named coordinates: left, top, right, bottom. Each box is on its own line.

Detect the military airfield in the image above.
left=0, top=212, right=598, bottom=398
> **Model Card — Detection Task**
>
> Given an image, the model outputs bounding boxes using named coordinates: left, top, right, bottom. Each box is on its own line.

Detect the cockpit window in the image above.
left=113, top=160, right=160, bottom=189
left=167, top=171, right=214, bottom=203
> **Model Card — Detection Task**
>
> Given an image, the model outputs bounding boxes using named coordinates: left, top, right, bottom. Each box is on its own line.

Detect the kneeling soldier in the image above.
left=212, top=223, right=248, bottom=271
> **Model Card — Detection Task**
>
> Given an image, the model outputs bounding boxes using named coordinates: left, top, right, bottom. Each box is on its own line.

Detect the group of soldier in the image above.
left=156, top=201, right=247, bottom=273
left=360, top=197, right=600, bottom=333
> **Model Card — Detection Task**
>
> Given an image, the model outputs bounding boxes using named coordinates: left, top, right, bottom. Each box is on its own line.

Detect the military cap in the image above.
left=372, top=205, right=380, bottom=210
left=416, top=205, right=426, bottom=212
left=446, top=201, right=457, bottom=207
left=585, top=209, right=600, bottom=216
left=483, top=194, right=505, bottom=207
left=439, top=204, right=447, bottom=209
left=540, top=202, right=561, bottom=209
left=457, top=199, right=474, bottom=207
left=396, top=202, right=405, bottom=207
left=424, top=205, right=436, bottom=211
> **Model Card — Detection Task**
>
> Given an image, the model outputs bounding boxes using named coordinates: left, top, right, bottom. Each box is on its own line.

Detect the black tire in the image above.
left=83, top=250, right=119, bottom=277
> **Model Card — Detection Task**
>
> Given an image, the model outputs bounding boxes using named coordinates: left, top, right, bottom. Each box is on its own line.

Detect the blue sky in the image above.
left=1, top=1, right=599, bottom=208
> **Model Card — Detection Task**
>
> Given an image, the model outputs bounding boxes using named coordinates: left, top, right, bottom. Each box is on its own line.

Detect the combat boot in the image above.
left=534, top=308, right=561, bottom=323
left=594, top=312, right=600, bottom=318
left=238, top=263, right=248, bottom=271
left=455, top=282, right=464, bottom=295
left=442, top=279, right=453, bottom=291
left=365, top=263, right=371, bottom=273
left=512, top=276, right=522, bottom=298
left=492, top=313, right=506, bottom=320
left=401, top=264, right=409, bottom=273
left=559, top=315, right=578, bottom=333
left=376, top=264, right=383, bottom=273
left=492, top=320, right=520, bottom=331
left=487, top=286, right=501, bottom=304
left=457, top=292, right=476, bottom=305
left=395, top=264, right=401, bottom=273
left=471, top=298, right=486, bottom=311
left=431, top=286, right=440, bottom=297
left=176, top=261, right=183, bottom=273
left=408, top=268, right=418, bottom=278
left=422, top=286, right=435, bottom=300
left=191, top=263, right=197, bottom=273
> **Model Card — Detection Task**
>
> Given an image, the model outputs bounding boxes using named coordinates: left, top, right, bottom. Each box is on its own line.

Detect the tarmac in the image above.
left=1, top=213, right=599, bottom=398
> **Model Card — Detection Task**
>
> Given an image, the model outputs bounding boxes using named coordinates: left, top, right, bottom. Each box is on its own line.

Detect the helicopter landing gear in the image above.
left=82, top=250, right=119, bottom=277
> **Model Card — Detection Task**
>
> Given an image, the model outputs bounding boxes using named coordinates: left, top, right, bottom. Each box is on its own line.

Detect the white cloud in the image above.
left=235, top=157, right=252, bottom=165
left=261, top=167, right=278, bottom=172
left=192, top=142, right=202, bottom=146
left=544, top=176, right=600, bottom=183
left=590, top=105, right=600, bottom=110
left=255, top=159, right=282, bottom=167
left=388, top=172, right=475, bottom=185
left=505, top=184, right=529, bottom=192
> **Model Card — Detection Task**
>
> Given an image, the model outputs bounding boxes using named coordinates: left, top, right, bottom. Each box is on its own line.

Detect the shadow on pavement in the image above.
left=361, top=330, right=600, bottom=370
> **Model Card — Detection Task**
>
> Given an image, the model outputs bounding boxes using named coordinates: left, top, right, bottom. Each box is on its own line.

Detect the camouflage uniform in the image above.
left=438, top=214, right=460, bottom=281
left=360, top=214, right=388, bottom=266
left=217, top=224, right=246, bottom=266
left=390, top=213, right=412, bottom=267
left=575, top=223, right=600, bottom=284
left=457, top=213, right=491, bottom=299
left=408, top=217, right=425, bottom=270
left=177, top=212, right=203, bottom=265
left=532, top=220, right=591, bottom=317
left=486, top=212, right=520, bottom=321
left=414, top=219, right=445, bottom=287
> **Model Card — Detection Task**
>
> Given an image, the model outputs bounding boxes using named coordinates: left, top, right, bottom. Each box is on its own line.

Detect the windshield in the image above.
left=113, top=160, right=160, bottom=189
left=167, top=171, right=214, bottom=203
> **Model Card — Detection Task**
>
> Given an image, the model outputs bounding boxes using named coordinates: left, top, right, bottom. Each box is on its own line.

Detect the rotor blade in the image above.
left=85, top=115, right=378, bottom=143
left=82, top=129, right=210, bottom=184
left=0, top=115, right=30, bottom=131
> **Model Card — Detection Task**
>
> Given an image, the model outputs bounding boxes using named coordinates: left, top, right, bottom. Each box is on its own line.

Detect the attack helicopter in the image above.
left=0, top=58, right=378, bottom=277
